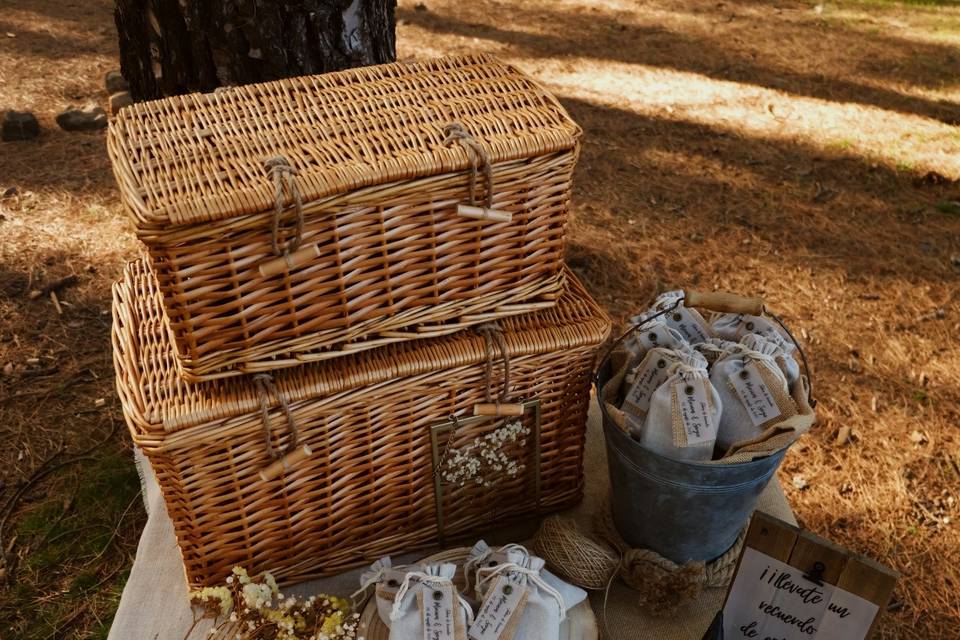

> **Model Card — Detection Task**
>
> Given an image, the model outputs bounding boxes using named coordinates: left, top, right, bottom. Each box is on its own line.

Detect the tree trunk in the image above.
left=114, top=0, right=397, bottom=102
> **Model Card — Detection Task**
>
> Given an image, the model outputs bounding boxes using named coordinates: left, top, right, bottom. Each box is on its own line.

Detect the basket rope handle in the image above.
left=443, top=123, right=492, bottom=209
left=264, top=156, right=305, bottom=257
left=473, top=323, right=524, bottom=417
left=253, top=373, right=313, bottom=481
left=443, top=123, right=513, bottom=223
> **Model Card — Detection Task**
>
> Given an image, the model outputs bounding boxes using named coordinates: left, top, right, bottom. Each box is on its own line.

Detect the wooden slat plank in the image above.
left=788, top=529, right=850, bottom=587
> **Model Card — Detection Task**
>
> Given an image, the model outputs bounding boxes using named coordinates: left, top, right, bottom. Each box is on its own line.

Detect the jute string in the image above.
left=442, top=122, right=494, bottom=209
left=263, top=156, right=305, bottom=256
left=252, top=373, right=300, bottom=460
left=532, top=516, right=620, bottom=591
left=474, top=323, right=511, bottom=404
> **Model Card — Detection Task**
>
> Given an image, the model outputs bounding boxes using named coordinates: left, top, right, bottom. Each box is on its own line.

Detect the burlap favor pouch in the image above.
left=388, top=563, right=474, bottom=640
left=637, top=360, right=722, bottom=462
left=711, top=335, right=799, bottom=453
left=469, top=543, right=585, bottom=640
left=620, top=345, right=709, bottom=435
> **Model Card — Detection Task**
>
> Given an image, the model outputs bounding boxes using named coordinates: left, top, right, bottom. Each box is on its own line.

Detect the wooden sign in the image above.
left=718, top=512, right=899, bottom=640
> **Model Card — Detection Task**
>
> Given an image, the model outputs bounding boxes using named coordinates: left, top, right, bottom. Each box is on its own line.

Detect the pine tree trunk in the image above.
left=114, top=0, right=397, bottom=101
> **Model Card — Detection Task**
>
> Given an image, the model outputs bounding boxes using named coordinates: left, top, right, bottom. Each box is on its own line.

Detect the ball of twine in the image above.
left=532, top=505, right=746, bottom=618
left=532, top=515, right=620, bottom=590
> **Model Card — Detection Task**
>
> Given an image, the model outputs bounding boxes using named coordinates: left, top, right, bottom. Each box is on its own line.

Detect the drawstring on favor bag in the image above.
left=389, top=571, right=475, bottom=625
left=476, top=561, right=568, bottom=623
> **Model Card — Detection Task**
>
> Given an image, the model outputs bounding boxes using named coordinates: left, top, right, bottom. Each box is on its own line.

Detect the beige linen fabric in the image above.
left=108, top=399, right=795, bottom=640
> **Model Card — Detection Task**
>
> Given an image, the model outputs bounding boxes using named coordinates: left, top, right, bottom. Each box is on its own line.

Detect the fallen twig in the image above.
left=28, top=274, right=80, bottom=300
left=82, top=489, right=142, bottom=566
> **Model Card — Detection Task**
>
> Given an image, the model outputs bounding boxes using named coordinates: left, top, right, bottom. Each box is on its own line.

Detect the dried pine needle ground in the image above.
left=1, top=0, right=959, bottom=638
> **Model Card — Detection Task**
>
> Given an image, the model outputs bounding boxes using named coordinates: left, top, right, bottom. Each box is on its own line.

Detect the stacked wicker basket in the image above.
left=108, top=54, right=611, bottom=587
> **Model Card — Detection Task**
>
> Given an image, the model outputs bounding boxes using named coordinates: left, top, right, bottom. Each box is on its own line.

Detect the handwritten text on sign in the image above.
left=723, top=548, right=879, bottom=640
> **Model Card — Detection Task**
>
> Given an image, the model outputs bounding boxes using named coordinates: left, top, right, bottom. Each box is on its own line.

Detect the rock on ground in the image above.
left=109, top=91, right=133, bottom=115
left=56, top=103, right=107, bottom=131
left=105, top=70, right=129, bottom=94
left=2, top=110, right=40, bottom=141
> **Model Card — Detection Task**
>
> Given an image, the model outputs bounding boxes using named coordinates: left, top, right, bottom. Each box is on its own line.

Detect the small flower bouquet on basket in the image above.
left=439, top=419, right=531, bottom=489
left=189, top=567, right=360, bottom=640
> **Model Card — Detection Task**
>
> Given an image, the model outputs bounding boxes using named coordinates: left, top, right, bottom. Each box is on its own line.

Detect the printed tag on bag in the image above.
left=468, top=572, right=526, bottom=640
left=728, top=360, right=782, bottom=427
left=422, top=583, right=457, bottom=640
left=675, top=379, right=714, bottom=446
left=624, top=356, right=671, bottom=414
left=665, top=307, right=711, bottom=343
left=738, top=317, right=795, bottom=352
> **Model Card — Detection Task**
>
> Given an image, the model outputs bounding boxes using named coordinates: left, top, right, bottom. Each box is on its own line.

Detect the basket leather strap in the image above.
left=263, top=155, right=305, bottom=257
left=252, top=373, right=299, bottom=459
left=442, top=122, right=494, bottom=210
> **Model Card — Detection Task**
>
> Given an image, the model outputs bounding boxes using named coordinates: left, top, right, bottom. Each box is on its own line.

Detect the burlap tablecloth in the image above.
left=108, top=399, right=795, bottom=640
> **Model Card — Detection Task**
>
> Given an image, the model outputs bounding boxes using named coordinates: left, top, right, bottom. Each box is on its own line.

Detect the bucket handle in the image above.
left=596, top=290, right=815, bottom=407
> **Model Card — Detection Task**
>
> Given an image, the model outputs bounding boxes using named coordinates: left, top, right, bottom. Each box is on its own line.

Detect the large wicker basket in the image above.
left=107, top=54, right=581, bottom=382
left=113, top=257, right=609, bottom=587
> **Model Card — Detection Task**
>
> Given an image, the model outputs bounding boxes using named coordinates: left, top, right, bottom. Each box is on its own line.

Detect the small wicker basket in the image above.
left=107, top=54, right=582, bottom=382
left=113, top=257, right=609, bottom=587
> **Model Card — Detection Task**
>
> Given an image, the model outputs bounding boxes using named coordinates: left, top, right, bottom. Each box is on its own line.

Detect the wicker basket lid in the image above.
left=107, top=54, right=581, bottom=230
left=112, top=257, right=610, bottom=437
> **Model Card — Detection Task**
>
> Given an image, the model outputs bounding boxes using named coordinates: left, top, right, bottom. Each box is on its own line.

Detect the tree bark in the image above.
left=114, top=0, right=397, bottom=101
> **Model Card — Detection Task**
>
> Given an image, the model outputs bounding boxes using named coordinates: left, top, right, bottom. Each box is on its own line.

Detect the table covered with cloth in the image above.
left=108, top=399, right=796, bottom=640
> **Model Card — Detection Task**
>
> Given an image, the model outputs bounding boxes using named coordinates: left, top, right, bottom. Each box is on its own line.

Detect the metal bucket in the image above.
left=600, top=399, right=785, bottom=562
left=595, top=326, right=790, bottom=564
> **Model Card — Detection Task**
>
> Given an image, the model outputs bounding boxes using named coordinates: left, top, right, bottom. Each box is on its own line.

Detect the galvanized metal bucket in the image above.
left=595, top=290, right=811, bottom=564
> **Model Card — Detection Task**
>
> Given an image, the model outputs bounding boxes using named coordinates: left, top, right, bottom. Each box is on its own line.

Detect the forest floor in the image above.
left=1, top=0, right=959, bottom=638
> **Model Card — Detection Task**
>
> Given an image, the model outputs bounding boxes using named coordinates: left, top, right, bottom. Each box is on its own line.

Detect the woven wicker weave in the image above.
left=107, top=54, right=581, bottom=382
left=113, top=257, right=609, bottom=587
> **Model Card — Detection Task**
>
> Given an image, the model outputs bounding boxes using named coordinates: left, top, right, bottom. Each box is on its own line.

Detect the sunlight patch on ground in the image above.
left=531, top=57, right=960, bottom=177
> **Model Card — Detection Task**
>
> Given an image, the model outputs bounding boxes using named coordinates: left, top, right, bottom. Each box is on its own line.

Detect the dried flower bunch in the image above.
left=440, top=419, right=530, bottom=488
left=189, top=567, right=361, bottom=640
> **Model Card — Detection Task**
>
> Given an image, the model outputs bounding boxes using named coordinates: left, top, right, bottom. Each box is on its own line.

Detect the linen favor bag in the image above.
left=388, top=563, right=473, bottom=640
left=467, top=542, right=586, bottom=640
left=620, top=346, right=709, bottom=437
left=644, top=290, right=713, bottom=344
left=740, top=332, right=801, bottom=385
left=710, top=334, right=799, bottom=453
left=618, top=317, right=688, bottom=373
left=356, top=557, right=412, bottom=626
left=711, top=313, right=793, bottom=349
left=636, top=357, right=722, bottom=462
